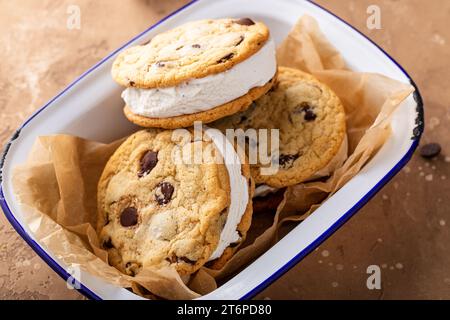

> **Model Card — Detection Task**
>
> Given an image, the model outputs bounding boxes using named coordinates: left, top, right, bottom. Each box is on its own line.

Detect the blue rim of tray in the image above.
left=0, top=0, right=424, bottom=300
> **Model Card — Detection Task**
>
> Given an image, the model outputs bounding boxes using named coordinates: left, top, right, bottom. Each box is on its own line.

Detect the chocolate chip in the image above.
left=155, top=182, right=174, bottom=205
left=235, top=36, right=244, bottom=46
left=120, top=207, right=138, bottom=227
left=166, top=254, right=195, bottom=265
left=102, top=238, right=114, bottom=249
left=129, top=81, right=135, bottom=87
left=295, top=102, right=317, bottom=121
left=278, top=154, right=299, bottom=168
left=155, top=61, right=165, bottom=67
left=104, top=212, right=110, bottom=226
left=176, top=45, right=184, bottom=50
left=138, top=151, right=158, bottom=177
left=420, top=143, right=441, bottom=159
left=294, top=102, right=311, bottom=113
left=217, top=53, right=234, bottom=64
left=234, top=18, right=255, bottom=26
left=191, top=44, right=201, bottom=48
left=304, top=109, right=317, bottom=121
left=178, top=256, right=196, bottom=265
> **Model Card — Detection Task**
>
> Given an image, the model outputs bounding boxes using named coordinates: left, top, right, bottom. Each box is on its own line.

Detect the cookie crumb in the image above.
left=425, top=174, right=433, bottom=182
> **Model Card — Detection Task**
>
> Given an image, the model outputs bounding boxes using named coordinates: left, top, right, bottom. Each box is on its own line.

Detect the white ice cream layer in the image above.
left=205, top=128, right=249, bottom=261
left=122, top=38, right=277, bottom=118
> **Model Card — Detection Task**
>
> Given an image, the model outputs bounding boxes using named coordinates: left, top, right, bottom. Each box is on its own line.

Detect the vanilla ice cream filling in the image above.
left=122, top=38, right=277, bottom=118
left=205, top=128, right=249, bottom=261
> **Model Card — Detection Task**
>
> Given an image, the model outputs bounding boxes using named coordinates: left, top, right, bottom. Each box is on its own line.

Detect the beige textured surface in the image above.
left=0, top=0, right=449, bottom=299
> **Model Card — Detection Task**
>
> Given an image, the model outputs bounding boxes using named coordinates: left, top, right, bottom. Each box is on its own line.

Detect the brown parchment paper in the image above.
left=11, top=15, right=414, bottom=299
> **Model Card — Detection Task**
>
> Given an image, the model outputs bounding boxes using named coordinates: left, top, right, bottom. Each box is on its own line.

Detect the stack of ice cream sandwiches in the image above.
left=97, top=18, right=346, bottom=277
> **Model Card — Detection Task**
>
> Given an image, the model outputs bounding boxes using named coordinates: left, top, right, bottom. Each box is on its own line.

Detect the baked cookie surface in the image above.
left=97, top=129, right=252, bottom=275
left=112, top=18, right=270, bottom=89
left=212, top=67, right=346, bottom=188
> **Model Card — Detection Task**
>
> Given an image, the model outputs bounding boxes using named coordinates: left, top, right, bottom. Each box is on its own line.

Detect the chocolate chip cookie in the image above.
left=97, top=129, right=253, bottom=276
left=212, top=67, right=346, bottom=188
left=112, top=18, right=270, bottom=88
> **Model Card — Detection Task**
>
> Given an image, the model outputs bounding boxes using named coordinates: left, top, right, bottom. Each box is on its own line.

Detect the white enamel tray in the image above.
left=0, top=0, right=423, bottom=300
